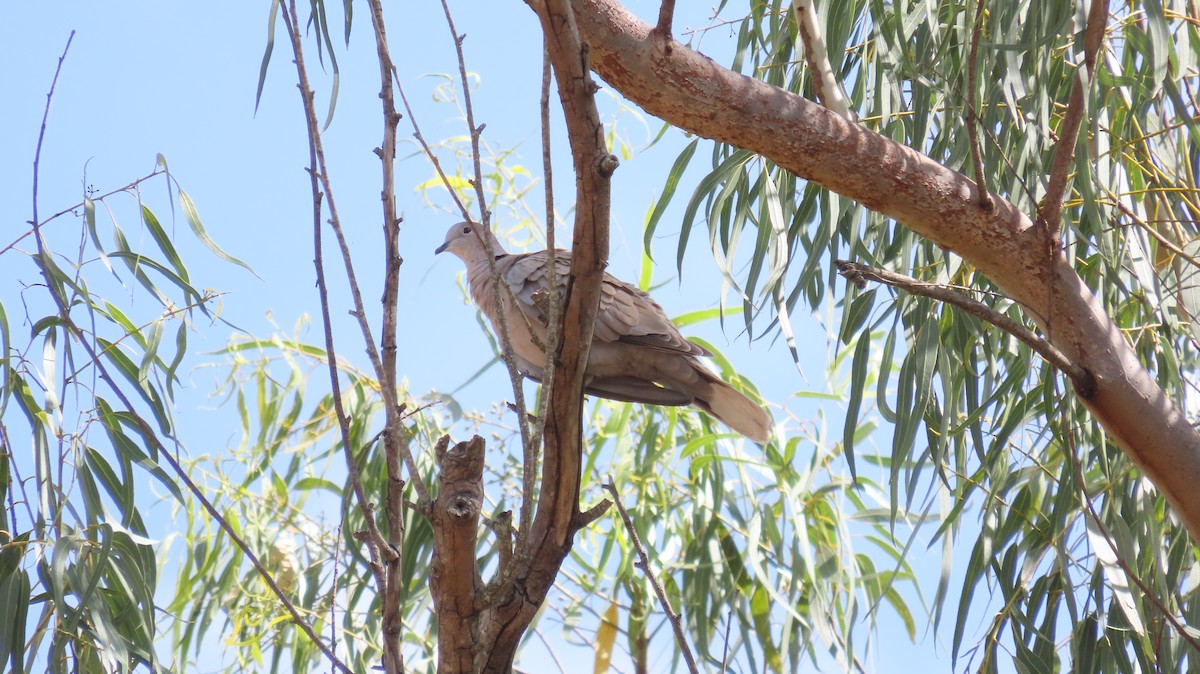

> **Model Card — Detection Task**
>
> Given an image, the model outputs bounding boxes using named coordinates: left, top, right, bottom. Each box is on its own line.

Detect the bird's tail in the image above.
left=693, top=370, right=771, bottom=443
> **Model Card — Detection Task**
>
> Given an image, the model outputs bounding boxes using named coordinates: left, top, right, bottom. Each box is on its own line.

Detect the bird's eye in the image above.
left=462, top=225, right=472, bottom=234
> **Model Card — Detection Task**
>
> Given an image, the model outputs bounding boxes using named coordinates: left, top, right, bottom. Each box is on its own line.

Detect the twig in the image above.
left=278, top=0, right=428, bottom=504
left=966, top=0, right=994, bottom=210
left=62, top=292, right=224, bottom=385
left=655, top=0, right=676, bottom=38
left=2, top=169, right=166, bottom=256
left=791, top=0, right=853, bottom=119
left=719, top=612, right=733, bottom=673
left=440, top=0, right=490, bottom=226
left=31, top=31, right=76, bottom=260
left=602, top=480, right=698, bottom=674
left=575, top=498, right=612, bottom=528
left=364, top=1, right=412, bottom=669
left=1111, top=197, right=1200, bottom=269
left=391, top=57, right=545, bottom=445
left=834, top=260, right=1096, bottom=397
left=393, top=80, right=471, bottom=222
left=330, top=518, right=343, bottom=661
left=282, top=3, right=412, bottom=671
left=28, top=32, right=350, bottom=672
left=2, top=423, right=35, bottom=531
left=280, top=0, right=395, bottom=562
left=1038, top=0, right=1109, bottom=243
left=522, top=42, right=559, bottom=552
left=436, top=0, right=536, bottom=476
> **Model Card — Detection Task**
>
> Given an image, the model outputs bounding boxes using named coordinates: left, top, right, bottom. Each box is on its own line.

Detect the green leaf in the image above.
left=255, top=0, right=281, bottom=114
left=178, top=189, right=255, bottom=274
left=0, top=567, right=30, bottom=674
left=842, top=333, right=871, bottom=479
left=643, top=138, right=699, bottom=262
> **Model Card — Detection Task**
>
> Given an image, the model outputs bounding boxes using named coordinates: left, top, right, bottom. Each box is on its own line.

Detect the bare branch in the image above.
left=1112, top=197, right=1200, bottom=269
left=362, top=1, right=415, bottom=668
left=965, top=0, right=994, bottom=210
left=522, top=42, right=559, bottom=552
left=1038, top=0, right=1109, bottom=241
left=280, top=0, right=396, bottom=572
left=602, top=481, right=698, bottom=674
left=3, top=168, right=167, bottom=256
left=834, top=260, right=1095, bottom=397
left=436, top=0, right=537, bottom=471
left=575, top=498, right=612, bottom=528
left=791, top=0, right=852, bottom=119
left=279, top=0, right=428, bottom=509
left=655, top=0, right=676, bottom=39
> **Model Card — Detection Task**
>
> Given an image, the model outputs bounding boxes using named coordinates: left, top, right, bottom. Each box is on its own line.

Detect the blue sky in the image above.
left=0, top=2, right=989, bottom=672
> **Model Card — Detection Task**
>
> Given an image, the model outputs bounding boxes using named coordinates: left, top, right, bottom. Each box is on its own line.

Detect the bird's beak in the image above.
left=434, top=241, right=449, bottom=255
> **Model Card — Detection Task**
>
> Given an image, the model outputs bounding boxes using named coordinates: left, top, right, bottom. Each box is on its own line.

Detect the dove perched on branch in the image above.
left=435, top=222, right=772, bottom=443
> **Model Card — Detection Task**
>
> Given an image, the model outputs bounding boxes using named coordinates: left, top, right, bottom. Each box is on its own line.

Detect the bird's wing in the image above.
left=504, top=250, right=709, bottom=357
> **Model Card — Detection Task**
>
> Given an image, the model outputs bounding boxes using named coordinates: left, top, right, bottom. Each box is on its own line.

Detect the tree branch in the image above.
left=1038, top=0, right=1109, bottom=242
left=570, top=0, right=1200, bottom=543
left=436, top=0, right=538, bottom=473
left=363, top=1, right=413, bottom=668
left=280, top=0, right=397, bottom=576
left=654, top=0, right=675, bottom=39
left=834, top=260, right=1095, bottom=396
left=524, top=42, right=559, bottom=549
left=791, top=0, right=852, bottom=118
left=279, top=0, right=428, bottom=509
left=602, top=481, right=698, bottom=674
left=965, top=0, right=993, bottom=210
left=430, top=435, right=487, bottom=672
left=472, top=0, right=617, bottom=668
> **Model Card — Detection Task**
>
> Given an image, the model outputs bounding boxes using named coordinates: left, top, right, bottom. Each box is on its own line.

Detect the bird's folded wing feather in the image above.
left=504, top=250, right=710, bottom=357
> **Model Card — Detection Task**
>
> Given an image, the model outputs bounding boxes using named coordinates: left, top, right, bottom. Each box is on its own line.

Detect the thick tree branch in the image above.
left=430, top=435, right=486, bottom=672
left=571, top=0, right=1200, bottom=542
left=472, top=0, right=617, bottom=669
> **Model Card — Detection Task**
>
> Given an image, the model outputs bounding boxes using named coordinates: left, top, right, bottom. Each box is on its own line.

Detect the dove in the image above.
left=435, top=222, right=772, bottom=443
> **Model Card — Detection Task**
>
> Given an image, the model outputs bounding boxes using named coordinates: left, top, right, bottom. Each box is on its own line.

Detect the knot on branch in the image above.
left=834, top=259, right=868, bottom=289
left=447, top=493, right=480, bottom=519
left=597, top=153, right=620, bottom=178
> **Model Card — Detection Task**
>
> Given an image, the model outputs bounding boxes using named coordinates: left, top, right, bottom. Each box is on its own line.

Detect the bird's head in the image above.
left=434, top=222, right=505, bottom=262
